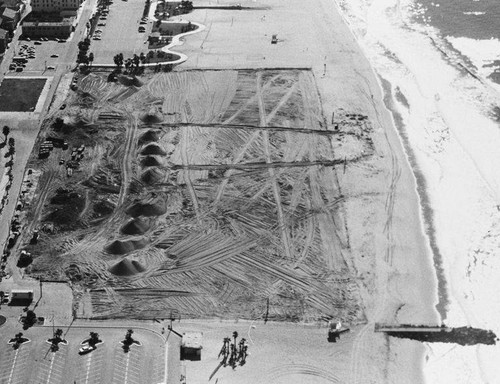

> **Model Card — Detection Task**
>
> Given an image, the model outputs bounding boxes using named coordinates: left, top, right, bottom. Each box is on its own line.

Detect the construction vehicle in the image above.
left=328, top=320, right=349, bottom=342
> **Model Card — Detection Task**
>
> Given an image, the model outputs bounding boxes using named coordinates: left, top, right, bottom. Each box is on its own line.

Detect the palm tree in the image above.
left=89, top=332, right=100, bottom=346
left=125, top=329, right=133, bottom=344
left=2, top=125, right=10, bottom=140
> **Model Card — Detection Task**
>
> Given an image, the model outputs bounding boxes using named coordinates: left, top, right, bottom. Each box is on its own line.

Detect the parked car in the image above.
left=78, top=344, right=96, bottom=354
left=9, top=64, right=16, bottom=70
left=34, top=41, right=42, bottom=45
left=51, top=54, right=59, bottom=58
left=97, top=23, right=106, bottom=26
left=15, top=67, right=23, bottom=72
left=60, top=103, right=67, bottom=110
left=47, top=66, right=56, bottom=70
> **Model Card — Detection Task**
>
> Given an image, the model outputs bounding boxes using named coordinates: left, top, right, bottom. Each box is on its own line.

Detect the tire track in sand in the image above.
left=256, top=72, right=293, bottom=260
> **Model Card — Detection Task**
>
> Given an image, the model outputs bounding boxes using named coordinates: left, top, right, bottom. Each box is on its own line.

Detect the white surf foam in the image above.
left=447, top=35, right=500, bottom=86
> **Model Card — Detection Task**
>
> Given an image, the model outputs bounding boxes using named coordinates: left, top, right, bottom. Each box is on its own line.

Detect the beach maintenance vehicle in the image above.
left=271, top=34, right=278, bottom=44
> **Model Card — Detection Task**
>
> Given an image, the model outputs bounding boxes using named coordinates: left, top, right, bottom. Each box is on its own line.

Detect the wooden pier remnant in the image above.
left=374, top=323, right=498, bottom=346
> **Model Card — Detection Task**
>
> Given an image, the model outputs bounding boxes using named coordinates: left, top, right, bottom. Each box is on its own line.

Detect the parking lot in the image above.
left=0, top=326, right=165, bottom=383
left=91, top=0, right=152, bottom=64
left=6, top=39, right=73, bottom=76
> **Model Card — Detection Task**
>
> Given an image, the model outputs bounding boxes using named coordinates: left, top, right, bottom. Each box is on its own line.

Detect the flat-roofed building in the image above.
left=0, top=7, right=19, bottom=31
left=31, top=0, right=83, bottom=15
left=22, top=16, right=74, bottom=38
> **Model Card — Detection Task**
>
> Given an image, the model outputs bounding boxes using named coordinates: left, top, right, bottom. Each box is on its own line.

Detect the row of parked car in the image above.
left=92, top=8, right=108, bottom=40
left=139, top=16, right=148, bottom=32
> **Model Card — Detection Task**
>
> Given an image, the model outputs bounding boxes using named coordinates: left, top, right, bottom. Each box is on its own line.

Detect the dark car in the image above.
left=60, top=104, right=67, bottom=110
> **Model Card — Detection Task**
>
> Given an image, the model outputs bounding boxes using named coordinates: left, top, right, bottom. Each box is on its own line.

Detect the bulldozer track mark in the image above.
left=157, top=122, right=336, bottom=136
left=222, top=74, right=281, bottom=125
left=169, top=159, right=346, bottom=171
left=180, top=126, right=202, bottom=223
left=267, top=363, right=342, bottom=383
left=383, top=152, right=401, bottom=265
left=258, top=72, right=291, bottom=260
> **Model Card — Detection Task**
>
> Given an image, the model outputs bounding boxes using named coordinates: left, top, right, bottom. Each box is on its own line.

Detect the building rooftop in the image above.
left=181, top=332, right=202, bottom=349
left=23, top=16, right=75, bottom=27
left=2, top=7, right=17, bottom=20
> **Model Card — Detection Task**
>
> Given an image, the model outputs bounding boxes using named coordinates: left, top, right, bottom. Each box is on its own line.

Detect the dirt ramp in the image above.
left=126, top=196, right=167, bottom=217
left=109, top=258, right=146, bottom=276
left=140, top=143, right=166, bottom=156
left=140, top=168, right=166, bottom=184
left=138, top=130, right=161, bottom=145
left=121, top=218, right=150, bottom=235
left=140, top=156, right=163, bottom=167
left=105, top=238, right=148, bottom=255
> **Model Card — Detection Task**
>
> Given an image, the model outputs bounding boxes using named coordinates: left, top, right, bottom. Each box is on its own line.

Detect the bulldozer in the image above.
left=328, top=320, right=350, bottom=342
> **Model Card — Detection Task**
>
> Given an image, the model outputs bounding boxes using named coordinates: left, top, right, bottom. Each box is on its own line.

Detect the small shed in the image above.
left=10, top=289, right=34, bottom=305
left=181, top=332, right=202, bottom=361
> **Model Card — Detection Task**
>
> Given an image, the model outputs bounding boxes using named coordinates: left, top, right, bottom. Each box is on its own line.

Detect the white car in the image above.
left=78, top=344, right=96, bottom=354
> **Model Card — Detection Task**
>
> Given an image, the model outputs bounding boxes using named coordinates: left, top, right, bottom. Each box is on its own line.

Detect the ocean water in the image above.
left=415, top=0, right=500, bottom=84
left=416, top=0, right=500, bottom=40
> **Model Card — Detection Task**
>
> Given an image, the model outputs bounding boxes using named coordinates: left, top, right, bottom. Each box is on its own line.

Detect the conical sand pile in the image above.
left=109, top=258, right=146, bottom=276
left=140, top=168, right=165, bottom=184
left=121, top=218, right=150, bottom=235
left=126, top=196, right=167, bottom=217
left=140, top=143, right=166, bottom=156
left=138, top=130, right=160, bottom=145
left=140, top=156, right=163, bottom=167
left=104, top=238, right=148, bottom=255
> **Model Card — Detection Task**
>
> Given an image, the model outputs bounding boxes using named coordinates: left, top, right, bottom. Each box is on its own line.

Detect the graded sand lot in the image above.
left=2, top=0, right=442, bottom=382
left=21, top=69, right=364, bottom=326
